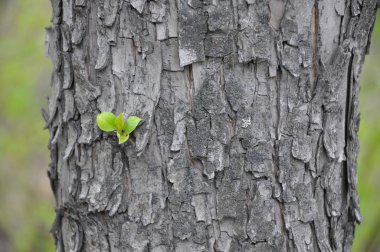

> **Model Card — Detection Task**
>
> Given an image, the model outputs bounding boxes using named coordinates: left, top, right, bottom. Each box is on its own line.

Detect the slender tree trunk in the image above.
left=45, top=0, right=377, bottom=251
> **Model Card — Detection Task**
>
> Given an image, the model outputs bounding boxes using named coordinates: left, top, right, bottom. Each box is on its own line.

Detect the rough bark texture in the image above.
left=45, top=0, right=377, bottom=251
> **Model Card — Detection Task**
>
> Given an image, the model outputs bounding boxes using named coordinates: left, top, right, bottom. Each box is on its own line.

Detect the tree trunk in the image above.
left=45, top=0, right=377, bottom=251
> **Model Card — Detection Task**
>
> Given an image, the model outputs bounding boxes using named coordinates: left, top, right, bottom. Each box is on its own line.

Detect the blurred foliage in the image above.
left=0, top=0, right=54, bottom=251
left=354, top=12, right=380, bottom=252
left=0, top=0, right=378, bottom=251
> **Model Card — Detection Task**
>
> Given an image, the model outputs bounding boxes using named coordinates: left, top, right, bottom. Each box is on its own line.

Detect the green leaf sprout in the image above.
left=97, top=112, right=142, bottom=144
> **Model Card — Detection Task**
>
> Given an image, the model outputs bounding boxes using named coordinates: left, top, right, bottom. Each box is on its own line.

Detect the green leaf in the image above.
left=97, top=112, right=117, bottom=132
left=115, top=113, right=124, bottom=130
left=117, top=131, right=130, bottom=144
left=124, top=116, right=142, bottom=135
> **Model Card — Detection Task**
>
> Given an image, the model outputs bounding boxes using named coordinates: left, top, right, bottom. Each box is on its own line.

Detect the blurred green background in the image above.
left=0, top=0, right=378, bottom=251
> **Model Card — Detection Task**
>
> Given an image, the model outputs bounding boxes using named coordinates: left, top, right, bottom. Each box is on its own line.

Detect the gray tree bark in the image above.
left=45, top=0, right=378, bottom=251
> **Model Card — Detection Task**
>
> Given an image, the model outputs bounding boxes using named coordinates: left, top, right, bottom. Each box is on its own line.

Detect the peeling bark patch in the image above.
left=131, top=0, right=147, bottom=14
left=161, top=38, right=183, bottom=71
left=204, top=34, right=233, bottom=58
left=178, top=0, right=207, bottom=66
left=291, top=136, right=312, bottom=163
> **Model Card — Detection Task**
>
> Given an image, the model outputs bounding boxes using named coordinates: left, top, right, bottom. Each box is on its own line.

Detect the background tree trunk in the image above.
left=45, top=0, right=377, bottom=251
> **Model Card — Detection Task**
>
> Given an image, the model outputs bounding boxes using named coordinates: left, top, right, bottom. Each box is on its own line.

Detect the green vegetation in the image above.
left=0, top=0, right=54, bottom=251
left=353, top=12, right=380, bottom=252
left=97, top=112, right=142, bottom=144
left=0, top=0, right=378, bottom=251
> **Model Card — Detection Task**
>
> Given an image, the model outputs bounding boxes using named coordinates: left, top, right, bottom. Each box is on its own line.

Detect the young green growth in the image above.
left=97, top=112, right=142, bottom=144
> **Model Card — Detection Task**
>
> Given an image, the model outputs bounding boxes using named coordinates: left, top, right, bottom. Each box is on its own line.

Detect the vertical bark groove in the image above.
left=45, top=0, right=378, bottom=251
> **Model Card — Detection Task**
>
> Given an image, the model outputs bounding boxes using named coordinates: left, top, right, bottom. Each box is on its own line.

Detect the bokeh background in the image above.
left=0, top=1, right=378, bottom=251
